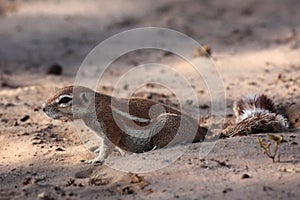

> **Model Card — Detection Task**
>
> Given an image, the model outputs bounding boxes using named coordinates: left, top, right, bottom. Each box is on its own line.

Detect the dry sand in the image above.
left=0, top=0, right=300, bottom=199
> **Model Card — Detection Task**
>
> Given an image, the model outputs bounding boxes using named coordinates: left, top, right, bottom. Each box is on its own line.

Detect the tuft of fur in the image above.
left=233, top=94, right=277, bottom=122
left=223, top=94, right=288, bottom=137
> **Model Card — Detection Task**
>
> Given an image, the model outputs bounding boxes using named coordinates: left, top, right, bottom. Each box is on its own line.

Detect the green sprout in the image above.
left=257, top=134, right=287, bottom=163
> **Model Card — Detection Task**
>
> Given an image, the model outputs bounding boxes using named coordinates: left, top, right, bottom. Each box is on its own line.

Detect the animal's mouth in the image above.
left=43, top=106, right=62, bottom=120
left=43, top=108, right=73, bottom=121
left=44, top=112, right=71, bottom=121
left=43, top=111, right=60, bottom=119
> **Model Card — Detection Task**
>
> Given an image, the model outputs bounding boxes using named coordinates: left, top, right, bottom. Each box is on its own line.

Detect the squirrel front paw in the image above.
left=81, top=157, right=104, bottom=165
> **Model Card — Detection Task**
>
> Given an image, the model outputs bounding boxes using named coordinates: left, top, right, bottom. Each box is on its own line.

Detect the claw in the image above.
left=81, top=158, right=104, bottom=165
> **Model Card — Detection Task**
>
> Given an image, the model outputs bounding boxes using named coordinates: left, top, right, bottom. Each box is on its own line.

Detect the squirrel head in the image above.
left=43, top=86, right=96, bottom=120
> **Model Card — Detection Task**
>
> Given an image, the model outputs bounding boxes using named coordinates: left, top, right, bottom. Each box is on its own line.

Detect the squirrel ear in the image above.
left=80, top=92, right=90, bottom=105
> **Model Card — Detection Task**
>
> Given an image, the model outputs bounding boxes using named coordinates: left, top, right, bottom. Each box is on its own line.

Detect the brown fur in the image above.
left=43, top=86, right=207, bottom=162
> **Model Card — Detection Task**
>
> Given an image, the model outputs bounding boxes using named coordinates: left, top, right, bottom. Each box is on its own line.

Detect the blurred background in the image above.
left=1, top=1, right=300, bottom=199
left=0, top=0, right=299, bottom=76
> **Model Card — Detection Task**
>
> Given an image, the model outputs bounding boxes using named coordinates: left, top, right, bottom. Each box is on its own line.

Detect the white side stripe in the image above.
left=111, top=106, right=152, bottom=123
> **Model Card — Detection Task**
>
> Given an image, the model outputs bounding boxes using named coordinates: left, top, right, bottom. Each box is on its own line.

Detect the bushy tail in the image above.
left=222, top=94, right=289, bottom=137
left=234, top=94, right=277, bottom=122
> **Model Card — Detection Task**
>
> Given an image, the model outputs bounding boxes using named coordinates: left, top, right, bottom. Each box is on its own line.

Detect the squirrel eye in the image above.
left=58, top=96, right=72, bottom=105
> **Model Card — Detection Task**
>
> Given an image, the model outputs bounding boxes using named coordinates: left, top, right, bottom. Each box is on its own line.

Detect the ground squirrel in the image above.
left=222, top=94, right=289, bottom=137
left=43, top=86, right=207, bottom=164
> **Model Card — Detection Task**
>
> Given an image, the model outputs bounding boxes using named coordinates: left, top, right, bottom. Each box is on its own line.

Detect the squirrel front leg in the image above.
left=83, top=137, right=115, bottom=164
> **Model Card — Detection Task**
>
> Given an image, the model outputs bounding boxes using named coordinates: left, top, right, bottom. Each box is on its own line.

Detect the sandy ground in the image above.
left=0, top=0, right=300, bottom=199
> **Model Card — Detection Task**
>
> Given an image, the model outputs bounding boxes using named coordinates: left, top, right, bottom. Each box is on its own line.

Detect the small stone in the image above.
left=286, top=104, right=300, bottom=128
left=20, top=115, right=30, bottom=122
left=55, top=147, right=65, bottom=152
left=241, top=173, right=251, bottom=179
left=22, top=177, right=32, bottom=185
left=263, top=186, right=273, bottom=191
left=46, top=63, right=63, bottom=75
left=192, top=45, right=212, bottom=57
left=291, top=142, right=298, bottom=145
left=222, top=188, right=232, bottom=193
left=199, top=104, right=209, bottom=109
left=37, top=192, right=46, bottom=199
left=121, top=186, right=135, bottom=195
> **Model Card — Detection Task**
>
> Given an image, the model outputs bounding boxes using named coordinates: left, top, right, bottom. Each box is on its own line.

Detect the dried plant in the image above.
left=257, top=134, right=287, bottom=162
